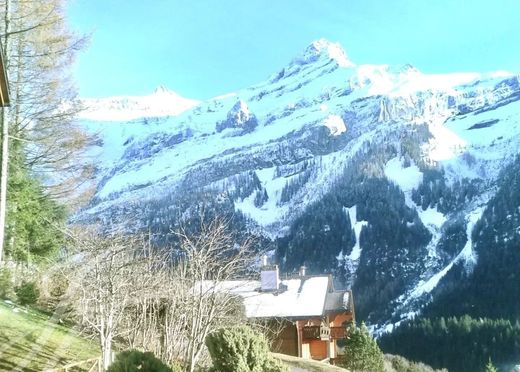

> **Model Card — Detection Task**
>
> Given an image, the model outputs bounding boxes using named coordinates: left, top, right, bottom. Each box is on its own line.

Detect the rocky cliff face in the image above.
left=76, top=39, right=520, bottom=329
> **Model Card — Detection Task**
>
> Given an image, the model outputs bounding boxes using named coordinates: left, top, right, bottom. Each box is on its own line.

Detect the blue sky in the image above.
left=68, top=0, right=520, bottom=100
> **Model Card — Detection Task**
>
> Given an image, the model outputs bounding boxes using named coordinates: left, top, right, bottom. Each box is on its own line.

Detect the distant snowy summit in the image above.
left=79, top=86, right=200, bottom=122
left=79, top=39, right=515, bottom=124
left=291, top=38, right=354, bottom=68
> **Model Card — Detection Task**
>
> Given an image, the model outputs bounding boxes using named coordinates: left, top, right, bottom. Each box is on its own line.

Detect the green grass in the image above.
left=0, top=300, right=99, bottom=371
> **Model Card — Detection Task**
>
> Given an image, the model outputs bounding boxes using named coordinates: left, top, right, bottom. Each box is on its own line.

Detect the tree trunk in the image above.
left=0, top=108, right=8, bottom=264
left=101, top=332, right=113, bottom=370
left=0, top=0, right=11, bottom=265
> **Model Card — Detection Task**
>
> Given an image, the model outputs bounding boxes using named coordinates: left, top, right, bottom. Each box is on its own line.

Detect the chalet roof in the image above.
left=199, top=275, right=351, bottom=319
left=324, top=290, right=352, bottom=313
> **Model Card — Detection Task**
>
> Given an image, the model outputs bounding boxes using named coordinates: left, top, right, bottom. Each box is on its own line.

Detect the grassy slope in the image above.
left=0, top=300, right=99, bottom=372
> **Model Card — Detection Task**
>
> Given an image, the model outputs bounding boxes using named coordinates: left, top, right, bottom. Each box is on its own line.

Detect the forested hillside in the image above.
left=380, top=156, right=520, bottom=371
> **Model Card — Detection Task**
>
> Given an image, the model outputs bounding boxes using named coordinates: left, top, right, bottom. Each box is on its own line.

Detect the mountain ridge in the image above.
left=75, top=39, right=520, bottom=331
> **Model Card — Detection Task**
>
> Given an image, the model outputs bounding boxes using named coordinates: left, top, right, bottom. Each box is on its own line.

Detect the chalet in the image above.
left=202, top=259, right=354, bottom=363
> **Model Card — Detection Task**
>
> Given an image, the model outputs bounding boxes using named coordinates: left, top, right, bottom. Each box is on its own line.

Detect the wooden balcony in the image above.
left=330, top=326, right=347, bottom=340
left=302, top=325, right=330, bottom=341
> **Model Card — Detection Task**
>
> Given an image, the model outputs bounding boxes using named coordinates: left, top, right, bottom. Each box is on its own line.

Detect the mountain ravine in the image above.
left=75, top=39, right=520, bottom=331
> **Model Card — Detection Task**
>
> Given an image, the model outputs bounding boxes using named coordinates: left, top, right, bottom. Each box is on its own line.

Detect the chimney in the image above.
left=260, top=255, right=280, bottom=292
left=262, top=254, right=268, bottom=267
left=299, top=266, right=306, bottom=277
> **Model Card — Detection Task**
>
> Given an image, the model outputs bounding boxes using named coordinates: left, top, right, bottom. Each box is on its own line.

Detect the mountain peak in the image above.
left=153, top=85, right=177, bottom=95
left=293, top=38, right=354, bottom=68
left=79, top=87, right=200, bottom=121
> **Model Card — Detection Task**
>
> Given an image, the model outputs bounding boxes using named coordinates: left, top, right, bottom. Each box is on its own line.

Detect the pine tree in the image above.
left=484, top=358, right=497, bottom=372
left=342, top=322, right=385, bottom=372
left=5, top=148, right=65, bottom=262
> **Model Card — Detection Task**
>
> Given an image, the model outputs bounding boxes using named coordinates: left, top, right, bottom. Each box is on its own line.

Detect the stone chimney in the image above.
left=260, top=255, right=280, bottom=292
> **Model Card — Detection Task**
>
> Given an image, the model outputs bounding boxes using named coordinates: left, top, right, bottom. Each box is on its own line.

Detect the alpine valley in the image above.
left=76, top=39, right=520, bottom=340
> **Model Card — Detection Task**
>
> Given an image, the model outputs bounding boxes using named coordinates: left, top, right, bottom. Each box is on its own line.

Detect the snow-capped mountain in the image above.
left=76, top=39, right=520, bottom=329
left=80, top=86, right=199, bottom=122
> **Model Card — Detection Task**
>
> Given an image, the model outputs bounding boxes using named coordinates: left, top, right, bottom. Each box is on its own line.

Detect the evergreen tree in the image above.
left=276, top=193, right=355, bottom=273
left=379, top=315, right=520, bottom=372
left=5, top=149, right=65, bottom=262
left=341, top=323, right=385, bottom=372
left=205, top=325, right=288, bottom=372
left=107, top=350, right=173, bottom=372
left=421, top=156, right=520, bottom=323
left=253, top=188, right=268, bottom=208
left=484, top=359, right=497, bottom=372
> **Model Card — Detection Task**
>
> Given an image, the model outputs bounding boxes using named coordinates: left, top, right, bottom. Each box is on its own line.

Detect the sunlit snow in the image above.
left=323, top=115, right=347, bottom=136
left=198, top=276, right=330, bottom=318
left=80, top=87, right=200, bottom=122
left=344, top=206, right=368, bottom=261
left=384, top=157, right=423, bottom=193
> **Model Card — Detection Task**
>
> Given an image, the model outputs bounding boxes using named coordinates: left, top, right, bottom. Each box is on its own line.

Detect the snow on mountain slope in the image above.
left=80, top=86, right=200, bottom=122
left=83, top=53, right=517, bottom=206
left=78, top=37, right=520, bottom=237
left=76, top=39, right=520, bottom=327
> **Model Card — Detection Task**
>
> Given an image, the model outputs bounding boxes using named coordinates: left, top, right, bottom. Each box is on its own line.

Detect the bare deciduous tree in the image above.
left=63, top=218, right=253, bottom=371
left=117, top=218, right=253, bottom=371
left=175, top=218, right=252, bottom=372
left=67, top=229, right=153, bottom=370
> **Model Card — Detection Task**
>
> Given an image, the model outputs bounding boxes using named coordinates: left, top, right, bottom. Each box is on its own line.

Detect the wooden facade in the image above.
left=268, top=292, right=355, bottom=362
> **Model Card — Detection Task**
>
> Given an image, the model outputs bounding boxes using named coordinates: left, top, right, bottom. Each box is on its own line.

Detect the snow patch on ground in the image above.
left=344, top=206, right=368, bottom=261
left=409, top=206, right=483, bottom=299
left=459, top=207, right=485, bottom=266
left=417, top=206, right=447, bottom=262
left=384, top=157, right=423, bottom=193
left=323, top=115, right=346, bottom=136
left=378, top=205, right=487, bottom=336
left=234, top=167, right=291, bottom=228
left=385, top=156, right=446, bottom=260
left=425, top=118, right=468, bottom=162
left=338, top=206, right=368, bottom=281
left=384, top=156, right=423, bottom=211
left=418, top=206, right=447, bottom=231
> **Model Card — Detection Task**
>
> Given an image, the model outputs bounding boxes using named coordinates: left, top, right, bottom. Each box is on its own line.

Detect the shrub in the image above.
left=106, top=350, right=172, bottom=372
left=385, top=354, right=443, bottom=372
left=391, top=355, right=410, bottom=372
left=15, top=281, right=40, bottom=305
left=0, top=267, right=13, bottom=299
left=170, top=361, right=183, bottom=372
left=484, top=359, right=497, bottom=372
left=341, top=322, right=385, bottom=372
left=205, top=325, right=288, bottom=372
left=47, top=271, right=69, bottom=298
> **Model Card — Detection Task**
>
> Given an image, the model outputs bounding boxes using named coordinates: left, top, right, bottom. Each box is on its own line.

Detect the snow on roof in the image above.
left=199, top=276, right=343, bottom=319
